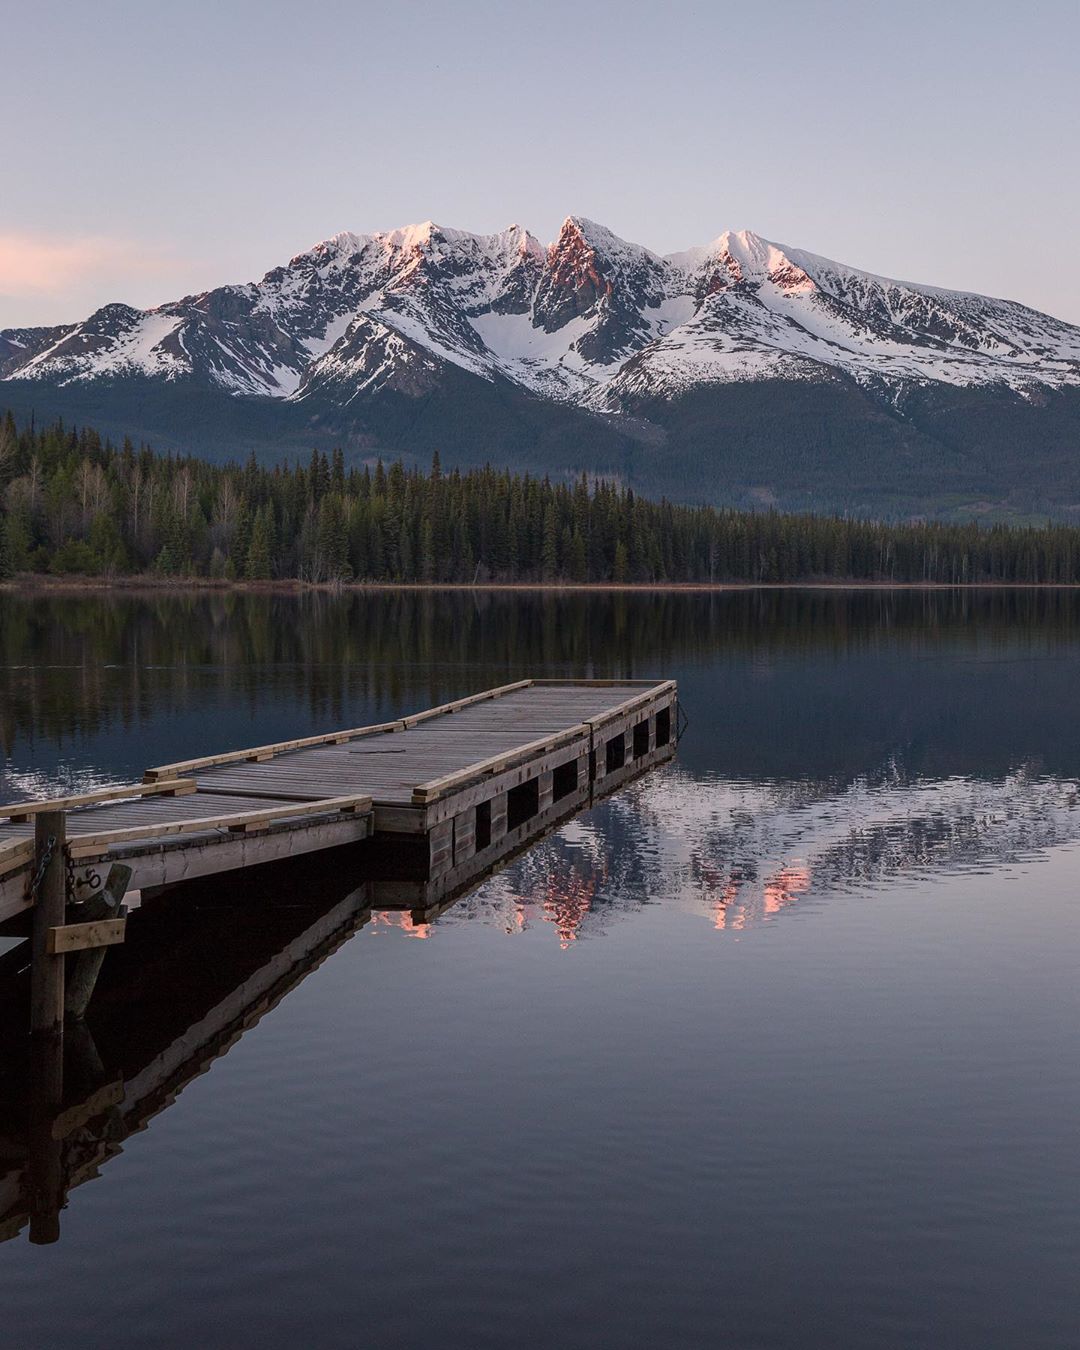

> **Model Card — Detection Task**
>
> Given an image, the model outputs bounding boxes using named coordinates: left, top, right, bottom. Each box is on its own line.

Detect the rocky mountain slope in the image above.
left=4, top=217, right=1080, bottom=516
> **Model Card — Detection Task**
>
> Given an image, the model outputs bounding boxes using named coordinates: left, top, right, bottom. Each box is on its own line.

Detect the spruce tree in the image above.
left=245, top=506, right=273, bottom=580
left=541, top=504, right=558, bottom=580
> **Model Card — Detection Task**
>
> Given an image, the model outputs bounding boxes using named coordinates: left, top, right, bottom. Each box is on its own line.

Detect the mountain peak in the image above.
left=303, top=230, right=366, bottom=260
left=556, top=215, right=658, bottom=262
left=379, top=220, right=445, bottom=252
left=502, top=223, right=545, bottom=258
left=664, top=229, right=815, bottom=295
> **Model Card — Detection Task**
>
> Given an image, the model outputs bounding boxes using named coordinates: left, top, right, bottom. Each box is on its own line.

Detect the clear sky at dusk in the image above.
left=2, top=0, right=1078, bottom=325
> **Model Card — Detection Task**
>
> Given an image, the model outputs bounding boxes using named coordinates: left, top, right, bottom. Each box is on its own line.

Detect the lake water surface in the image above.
left=1, top=588, right=1078, bottom=1349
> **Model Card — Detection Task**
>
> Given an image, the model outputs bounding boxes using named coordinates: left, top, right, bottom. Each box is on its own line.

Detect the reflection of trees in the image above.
left=6, top=586, right=1080, bottom=751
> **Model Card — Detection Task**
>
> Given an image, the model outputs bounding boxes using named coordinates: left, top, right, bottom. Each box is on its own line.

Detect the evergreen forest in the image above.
left=3, top=411, right=1080, bottom=585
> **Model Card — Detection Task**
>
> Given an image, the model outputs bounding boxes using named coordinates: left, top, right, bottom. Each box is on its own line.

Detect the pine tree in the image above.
left=245, top=505, right=273, bottom=580
left=569, top=528, right=587, bottom=582
left=331, top=447, right=346, bottom=496
left=317, top=496, right=351, bottom=580
left=419, top=515, right=435, bottom=582
left=541, top=503, right=558, bottom=580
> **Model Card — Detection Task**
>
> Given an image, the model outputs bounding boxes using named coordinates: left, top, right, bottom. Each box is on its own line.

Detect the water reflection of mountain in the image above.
left=446, top=763, right=1080, bottom=941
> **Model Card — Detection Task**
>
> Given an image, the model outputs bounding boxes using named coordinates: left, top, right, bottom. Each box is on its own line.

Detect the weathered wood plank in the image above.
left=143, top=723, right=405, bottom=780
left=529, top=678, right=668, bottom=688
left=65, top=794, right=373, bottom=853
left=2, top=779, right=196, bottom=822
left=0, top=838, right=34, bottom=879
left=400, top=679, right=534, bottom=727
left=47, top=918, right=127, bottom=955
left=586, top=682, right=678, bottom=731
left=411, top=724, right=590, bottom=804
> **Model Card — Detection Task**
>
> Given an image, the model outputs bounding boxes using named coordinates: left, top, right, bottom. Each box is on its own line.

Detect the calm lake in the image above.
left=1, top=588, right=1079, bottom=1349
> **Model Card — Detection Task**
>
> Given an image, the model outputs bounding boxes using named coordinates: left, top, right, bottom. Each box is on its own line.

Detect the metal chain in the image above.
left=26, top=838, right=96, bottom=906
left=26, top=834, right=56, bottom=904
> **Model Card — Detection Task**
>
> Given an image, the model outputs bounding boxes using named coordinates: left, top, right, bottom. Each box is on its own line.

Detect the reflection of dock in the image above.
left=0, top=683, right=678, bottom=1244
left=0, top=876, right=375, bottom=1246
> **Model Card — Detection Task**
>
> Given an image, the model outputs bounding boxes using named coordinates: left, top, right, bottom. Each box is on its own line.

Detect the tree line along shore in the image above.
left=3, top=411, right=1080, bottom=586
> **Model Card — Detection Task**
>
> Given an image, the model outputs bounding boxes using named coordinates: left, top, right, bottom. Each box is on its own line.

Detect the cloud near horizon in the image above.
left=0, top=232, right=191, bottom=324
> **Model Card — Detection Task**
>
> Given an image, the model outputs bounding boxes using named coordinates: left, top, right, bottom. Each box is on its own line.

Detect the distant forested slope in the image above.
left=3, top=410, right=1080, bottom=584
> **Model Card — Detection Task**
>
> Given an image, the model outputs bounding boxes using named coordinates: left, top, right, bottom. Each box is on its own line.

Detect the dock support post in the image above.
left=65, top=863, right=132, bottom=1020
left=428, top=819, right=454, bottom=878
left=31, top=811, right=66, bottom=1039
left=452, top=810, right=475, bottom=866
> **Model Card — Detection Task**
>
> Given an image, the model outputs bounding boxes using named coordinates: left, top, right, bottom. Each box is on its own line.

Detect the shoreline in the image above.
left=5, top=575, right=1080, bottom=595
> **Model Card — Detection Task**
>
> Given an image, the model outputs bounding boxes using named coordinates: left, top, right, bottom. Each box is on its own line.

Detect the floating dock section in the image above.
left=0, top=679, right=677, bottom=927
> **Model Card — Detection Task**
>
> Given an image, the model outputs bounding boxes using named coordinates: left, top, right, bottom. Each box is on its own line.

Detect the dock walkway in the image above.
left=0, top=679, right=677, bottom=926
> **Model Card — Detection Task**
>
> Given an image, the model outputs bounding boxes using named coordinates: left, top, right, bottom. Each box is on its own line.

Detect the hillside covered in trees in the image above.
left=3, top=411, right=1080, bottom=585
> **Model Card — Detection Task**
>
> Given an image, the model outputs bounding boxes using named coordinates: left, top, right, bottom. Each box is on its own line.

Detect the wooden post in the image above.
left=427, top=819, right=454, bottom=878
left=452, top=810, right=476, bottom=867
left=65, top=863, right=131, bottom=1020
left=31, top=811, right=66, bottom=1038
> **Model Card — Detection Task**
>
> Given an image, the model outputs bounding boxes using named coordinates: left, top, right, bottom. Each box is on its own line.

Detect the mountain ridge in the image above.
left=4, top=216, right=1080, bottom=518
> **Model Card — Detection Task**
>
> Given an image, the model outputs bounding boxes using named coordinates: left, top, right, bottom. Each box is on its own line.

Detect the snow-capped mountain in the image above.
left=5, top=216, right=1080, bottom=514
left=7, top=216, right=1079, bottom=401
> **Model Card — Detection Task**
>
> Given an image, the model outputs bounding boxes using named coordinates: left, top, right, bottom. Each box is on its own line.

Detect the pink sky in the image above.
left=3, top=0, right=1079, bottom=328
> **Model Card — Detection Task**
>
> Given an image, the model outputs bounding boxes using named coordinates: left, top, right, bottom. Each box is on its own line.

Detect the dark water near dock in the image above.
left=1, top=588, right=1079, bottom=1349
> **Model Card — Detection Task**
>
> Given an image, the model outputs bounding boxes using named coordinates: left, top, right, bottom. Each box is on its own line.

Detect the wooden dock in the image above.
left=0, top=679, right=679, bottom=1242
left=0, top=680, right=677, bottom=999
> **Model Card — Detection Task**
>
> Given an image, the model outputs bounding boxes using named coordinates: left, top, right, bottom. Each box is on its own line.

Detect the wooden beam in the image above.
left=585, top=682, right=678, bottom=732
left=529, top=678, right=667, bottom=687
left=65, top=794, right=373, bottom=855
left=62, top=816, right=371, bottom=902
left=0, top=838, right=34, bottom=880
left=400, top=679, right=534, bottom=728
left=2, top=778, right=196, bottom=822
left=47, top=918, right=127, bottom=955
left=410, top=724, right=590, bottom=804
